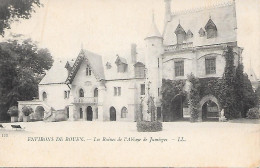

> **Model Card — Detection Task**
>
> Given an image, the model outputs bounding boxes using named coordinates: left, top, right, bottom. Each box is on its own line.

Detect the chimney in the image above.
left=131, top=43, right=137, bottom=64
left=164, top=0, right=172, bottom=23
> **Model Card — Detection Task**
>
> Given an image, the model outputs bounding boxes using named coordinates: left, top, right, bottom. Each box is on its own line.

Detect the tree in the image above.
left=0, top=0, right=41, bottom=36
left=221, top=46, right=237, bottom=119
left=0, top=38, right=53, bottom=121
left=234, top=63, right=258, bottom=117
left=187, top=73, right=201, bottom=122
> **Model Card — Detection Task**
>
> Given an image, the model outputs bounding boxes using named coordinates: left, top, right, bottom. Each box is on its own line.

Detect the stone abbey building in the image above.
left=18, top=0, right=243, bottom=122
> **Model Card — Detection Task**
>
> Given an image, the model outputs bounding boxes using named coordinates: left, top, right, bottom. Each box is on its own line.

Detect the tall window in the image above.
left=64, top=90, right=70, bottom=99
left=94, top=88, right=98, bottom=97
left=42, top=92, right=47, bottom=101
left=114, top=87, right=121, bottom=96
left=121, top=107, right=128, bottom=118
left=79, top=88, right=84, bottom=97
left=175, top=61, right=184, bottom=77
left=64, top=91, right=67, bottom=99
left=141, top=84, right=145, bottom=95
left=205, top=58, right=216, bottom=74
left=86, top=66, right=91, bottom=76
left=79, top=108, right=83, bottom=119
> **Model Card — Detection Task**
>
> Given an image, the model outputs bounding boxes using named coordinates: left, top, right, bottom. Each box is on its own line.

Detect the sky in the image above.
left=0, top=0, right=259, bottom=78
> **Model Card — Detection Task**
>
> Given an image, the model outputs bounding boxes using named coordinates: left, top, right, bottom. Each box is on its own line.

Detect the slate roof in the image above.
left=66, top=49, right=105, bottom=83
left=39, top=61, right=70, bottom=85
left=145, top=14, right=162, bottom=39
left=163, top=2, right=237, bottom=46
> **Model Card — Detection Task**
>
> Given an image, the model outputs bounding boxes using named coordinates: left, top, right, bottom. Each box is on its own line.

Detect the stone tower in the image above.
left=143, top=13, right=163, bottom=121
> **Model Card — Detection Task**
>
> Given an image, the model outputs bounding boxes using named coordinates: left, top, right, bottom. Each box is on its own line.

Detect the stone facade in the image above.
left=18, top=0, right=243, bottom=122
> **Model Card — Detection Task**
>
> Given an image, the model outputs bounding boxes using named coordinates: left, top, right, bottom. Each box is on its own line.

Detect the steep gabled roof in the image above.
left=163, top=2, right=237, bottom=46
left=39, top=61, right=68, bottom=85
left=205, top=18, right=217, bottom=30
left=115, top=55, right=127, bottom=65
left=175, top=24, right=186, bottom=34
left=66, top=49, right=105, bottom=84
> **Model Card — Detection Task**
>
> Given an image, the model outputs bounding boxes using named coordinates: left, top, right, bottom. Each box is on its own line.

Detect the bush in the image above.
left=247, top=108, right=260, bottom=119
left=7, top=106, right=18, bottom=117
left=22, top=106, right=33, bottom=116
left=137, top=121, right=162, bottom=132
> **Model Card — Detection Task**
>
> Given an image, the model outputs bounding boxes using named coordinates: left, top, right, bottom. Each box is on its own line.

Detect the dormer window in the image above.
left=186, top=30, right=193, bottom=39
left=106, top=62, right=112, bottom=69
left=86, top=65, right=91, bottom=76
left=205, top=18, right=217, bottom=39
left=175, top=24, right=186, bottom=44
left=199, top=28, right=206, bottom=37
left=115, top=56, right=128, bottom=73
left=134, top=62, right=146, bottom=78
left=42, top=92, right=47, bottom=101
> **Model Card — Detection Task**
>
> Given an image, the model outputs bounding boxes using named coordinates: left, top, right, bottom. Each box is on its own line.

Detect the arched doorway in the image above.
left=168, top=94, right=187, bottom=121
left=121, top=107, right=128, bottom=118
left=35, top=106, right=45, bottom=120
left=199, top=95, right=220, bottom=121
left=202, top=100, right=219, bottom=121
left=110, top=107, right=116, bottom=121
left=87, top=106, right=93, bottom=121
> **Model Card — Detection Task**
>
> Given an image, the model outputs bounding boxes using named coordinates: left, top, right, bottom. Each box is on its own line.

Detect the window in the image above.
left=158, top=58, right=160, bottom=68
left=64, top=91, right=67, bottom=99
left=141, top=84, right=145, bottom=95
left=158, top=88, right=160, bottom=96
left=86, top=66, right=91, bottom=76
left=66, top=107, right=69, bottom=118
left=205, top=58, right=216, bottom=74
left=94, top=88, right=98, bottom=97
left=174, top=61, right=184, bottom=77
left=79, top=108, right=83, bottom=119
left=118, top=87, right=121, bottom=96
left=117, top=64, right=127, bottom=73
left=95, top=108, right=98, bottom=119
left=114, top=87, right=121, bottom=96
left=175, top=24, right=186, bottom=44
left=64, top=90, right=70, bottom=99
left=205, top=18, right=217, bottom=39
left=121, top=107, right=128, bottom=118
left=134, top=62, right=145, bottom=78
left=79, top=88, right=84, bottom=97
left=42, top=92, right=47, bottom=101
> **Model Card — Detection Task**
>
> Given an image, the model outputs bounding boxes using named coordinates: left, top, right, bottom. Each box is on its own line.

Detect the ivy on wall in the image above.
left=161, top=79, right=187, bottom=121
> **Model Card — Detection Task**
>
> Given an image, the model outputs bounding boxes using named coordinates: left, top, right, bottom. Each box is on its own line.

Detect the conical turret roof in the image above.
left=145, top=13, right=162, bottom=39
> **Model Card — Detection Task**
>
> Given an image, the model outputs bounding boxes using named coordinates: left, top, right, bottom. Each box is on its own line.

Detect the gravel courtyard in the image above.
left=0, top=120, right=259, bottom=167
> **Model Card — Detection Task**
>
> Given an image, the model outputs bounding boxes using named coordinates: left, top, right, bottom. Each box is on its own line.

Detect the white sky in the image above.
left=1, top=0, right=259, bottom=78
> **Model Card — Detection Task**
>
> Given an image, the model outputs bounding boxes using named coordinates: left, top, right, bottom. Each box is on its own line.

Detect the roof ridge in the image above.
left=171, top=0, right=233, bottom=16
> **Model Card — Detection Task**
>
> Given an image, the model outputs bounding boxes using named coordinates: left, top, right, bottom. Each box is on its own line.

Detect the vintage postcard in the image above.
left=0, top=0, right=259, bottom=167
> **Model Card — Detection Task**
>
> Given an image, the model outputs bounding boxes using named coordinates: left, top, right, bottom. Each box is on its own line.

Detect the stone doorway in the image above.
left=110, top=107, right=116, bottom=121
left=86, top=106, right=93, bottom=121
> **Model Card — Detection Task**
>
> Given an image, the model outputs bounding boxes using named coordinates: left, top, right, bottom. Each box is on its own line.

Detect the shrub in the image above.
left=22, top=106, right=33, bottom=116
left=137, top=121, right=162, bottom=132
left=247, top=108, right=260, bottom=119
left=7, top=106, right=18, bottom=117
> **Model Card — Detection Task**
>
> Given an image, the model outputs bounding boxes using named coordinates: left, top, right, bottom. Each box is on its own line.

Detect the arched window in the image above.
left=42, top=92, right=47, bottom=101
left=94, top=88, right=98, bottom=97
left=121, top=107, right=128, bottom=118
left=79, top=88, right=84, bottom=97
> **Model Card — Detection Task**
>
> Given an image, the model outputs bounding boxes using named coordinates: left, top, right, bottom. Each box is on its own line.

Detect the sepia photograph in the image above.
left=0, top=0, right=259, bottom=167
